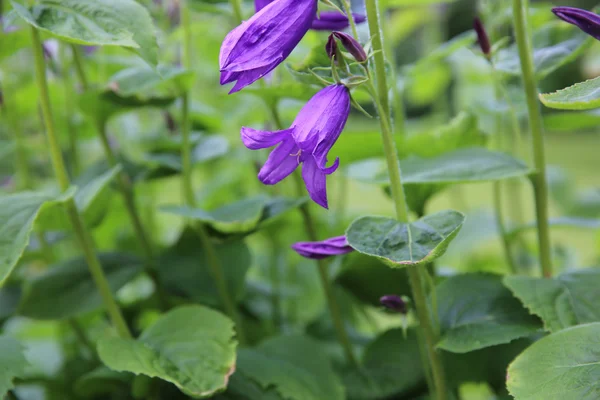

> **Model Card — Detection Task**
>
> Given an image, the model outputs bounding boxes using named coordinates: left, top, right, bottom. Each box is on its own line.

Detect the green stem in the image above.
left=2, top=92, right=31, bottom=189
left=365, top=1, right=447, bottom=398
left=342, top=0, right=360, bottom=39
left=180, top=94, right=195, bottom=205
left=228, top=0, right=243, bottom=25
left=31, top=27, right=131, bottom=339
left=292, top=172, right=358, bottom=367
left=70, top=44, right=89, bottom=91
left=512, top=0, right=553, bottom=278
left=68, top=319, right=97, bottom=358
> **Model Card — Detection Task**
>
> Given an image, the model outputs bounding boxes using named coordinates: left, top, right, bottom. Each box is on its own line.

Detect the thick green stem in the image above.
left=512, top=0, right=553, bottom=277
left=31, top=27, right=131, bottom=339
left=228, top=0, right=243, bottom=25
left=292, top=172, right=358, bottom=367
left=366, top=1, right=447, bottom=398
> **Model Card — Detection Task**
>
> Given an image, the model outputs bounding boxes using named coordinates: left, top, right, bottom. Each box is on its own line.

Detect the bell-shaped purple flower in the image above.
left=241, top=84, right=350, bottom=208
left=292, top=235, right=354, bottom=259
left=552, top=7, right=600, bottom=40
left=220, top=0, right=317, bottom=93
left=311, top=11, right=366, bottom=31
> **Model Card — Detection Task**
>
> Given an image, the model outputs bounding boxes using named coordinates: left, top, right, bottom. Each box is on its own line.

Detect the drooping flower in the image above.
left=380, top=295, right=408, bottom=314
left=292, top=235, right=354, bottom=259
left=241, top=84, right=350, bottom=208
left=254, top=0, right=366, bottom=31
left=552, top=7, right=600, bottom=40
left=220, top=0, right=317, bottom=93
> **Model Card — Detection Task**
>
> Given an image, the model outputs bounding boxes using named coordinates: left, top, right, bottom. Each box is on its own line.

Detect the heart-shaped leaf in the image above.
left=346, top=210, right=465, bottom=267
left=504, top=269, right=600, bottom=333
left=18, top=253, right=143, bottom=320
left=507, top=323, right=600, bottom=400
left=0, top=189, right=74, bottom=285
left=10, top=0, right=158, bottom=65
left=0, top=335, right=28, bottom=397
left=98, top=305, right=237, bottom=398
left=436, top=273, right=542, bottom=353
left=540, top=76, right=600, bottom=110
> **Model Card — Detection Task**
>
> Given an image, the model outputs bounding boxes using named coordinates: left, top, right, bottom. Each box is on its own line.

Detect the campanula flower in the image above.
left=220, top=0, right=317, bottom=93
left=292, top=235, right=354, bottom=259
left=254, top=0, right=365, bottom=31
left=380, top=295, right=408, bottom=314
left=552, top=7, right=600, bottom=40
left=241, top=84, right=350, bottom=208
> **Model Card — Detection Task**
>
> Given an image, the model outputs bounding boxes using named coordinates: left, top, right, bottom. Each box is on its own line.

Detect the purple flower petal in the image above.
left=301, top=157, right=329, bottom=208
left=292, top=235, right=353, bottom=259
left=552, top=7, right=600, bottom=41
left=380, top=295, right=408, bottom=314
left=258, top=136, right=300, bottom=184
left=311, top=12, right=366, bottom=31
left=241, top=127, right=294, bottom=150
left=220, top=0, right=317, bottom=92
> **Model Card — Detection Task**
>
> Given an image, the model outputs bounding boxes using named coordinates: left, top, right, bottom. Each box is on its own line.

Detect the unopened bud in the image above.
left=326, top=34, right=339, bottom=60
left=327, top=31, right=368, bottom=63
left=473, top=17, right=491, bottom=59
left=380, top=295, right=408, bottom=314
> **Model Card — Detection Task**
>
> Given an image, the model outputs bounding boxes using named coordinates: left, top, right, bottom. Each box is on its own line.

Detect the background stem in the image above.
left=342, top=0, right=359, bottom=39
left=512, top=0, right=553, bottom=277
left=31, top=27, right=131, bottom=339
left=228, top=0, right=243, bottom=25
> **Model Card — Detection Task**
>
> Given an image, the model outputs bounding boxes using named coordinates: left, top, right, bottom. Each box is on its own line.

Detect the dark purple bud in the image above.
left=380, top=295, right=407, bottom=314
left=552, top=7, right=600, bottom=41
left=332, top=31, right=367, bottom=62
left=311, top=12, right=367, bottom=31
left=0, top=88, right=4, bottom=108
left=473, top=17, right=491, bottom=58
left=164, top=112, right=177, bottom=134
left=326, top=34, right=339, bottom=60
left=291, top=235, right=354, bottom=259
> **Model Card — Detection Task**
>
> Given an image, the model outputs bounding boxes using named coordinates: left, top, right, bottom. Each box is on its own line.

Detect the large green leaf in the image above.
left=0, top=286, right=21, bottom=321
left=158, top=228, right=250, bottom=305
left=0, top=190, right=73, bottom=285
left=436, top=274, right=542, bottom=353
left=236, top=335, right=344, bottom=400
left=346, top=148, right=531, bottom=185
left=494, top=21, right=591, bottom=79
left=343, top=329, right=425, bottom=400
left=10, top=0, right=158, bottom=65
left=18, top=253, right=143, bottom=320
left=507, top=323, right=600, bottom=400
left=540, top=76, right=600, bottom=110
left=346, top=210, right=465, bottom=267
left=504, top=269, right=600, bottom=333
left=98, top=305, right=238, bottom=398
left=108, top=65, right=195, bottom=98
left=0, top=335, right=28, bottom=397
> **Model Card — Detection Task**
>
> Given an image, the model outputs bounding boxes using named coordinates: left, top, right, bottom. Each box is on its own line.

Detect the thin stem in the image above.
left=342, top=0, right=359, bottom=39
left=68, top=319, right=97, bottom=358
left=180, top=94, right=195, bottom=205
left=366, top=1, right=447, bottom=398
left=31, top=27, right=131, bottom=339
left=228, top=0, right=243, bottom=25
left=70, top=45, right=89, bottom=91
left=269, top=236, right=283, bottom=331
left=292, top=171, right=358, bottom=367
left=2, top=92, right=31, bottom=189
left=512, top=0, right=553, bottom=277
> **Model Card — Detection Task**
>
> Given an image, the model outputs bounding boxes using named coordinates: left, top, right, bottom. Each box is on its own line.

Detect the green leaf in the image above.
left=504, top=269, right=600, bottom=333
left=343, top=329, right=425, bottom=400
left=508, top=217, right=600, bottom=238
left=0, top=335, right=28, bottom=397
left=37, top=165, right=121, bottom=230
left=0, top=190, right=73, bottom=285
left=98, top=305, right=238, bottom=398
left=0, top=286, right=21, bottom=321
left=540, top=76, right=600, bottom=110
left=18, top=253, right=143, bottom=320
left=0, top=28, right=30, bottom=62
left=74, top=367, right=131, bottom=398
left=346, top=148, right=531, bottom=185
left=10, top=0, right=158, bottom=65
left=109, top=65, right=195, bottom=98
left=507, top=323, right=600, bottom=400
left=236, top=335, right=344, bottom=400
left=346, top=210, right=465, bottom=267
left=158, top=228, right=250, bottom=305
left=543, top=110, right=600, bottom=131
left=436, top=274, right=542, bottom=353
left=494, top=21, right=591, bottom=79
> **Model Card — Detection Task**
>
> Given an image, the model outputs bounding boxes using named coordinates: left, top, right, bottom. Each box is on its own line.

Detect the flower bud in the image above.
left=553, top=7, right=600, bottom=41
left=332, top=31, right=367, bottom=62
left=326, top=34, right=338, bottom=61
left=380, top=295, right=407, bottom=314
left=473, top=17, right=491, bottom=59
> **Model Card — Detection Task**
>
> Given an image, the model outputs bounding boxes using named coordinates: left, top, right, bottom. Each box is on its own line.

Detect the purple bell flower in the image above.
left=220, top=0, right=318, bottom=93
left=292, top=235, right=354, bottom=259
left=254, top=0, right=365, bottom=31
left=552, top=7, right=600, bottom=40
left=380, top=295, right=408, bottom=314
left=241, top=84, right=350, bottom=208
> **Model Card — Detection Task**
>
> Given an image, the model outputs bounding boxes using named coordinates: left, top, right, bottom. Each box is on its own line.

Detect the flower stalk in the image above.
left=365, top=1, right=447, bottom=398
left=30, top=27, right=131, bottom=339
left=512, top=0, right=553, bottom=277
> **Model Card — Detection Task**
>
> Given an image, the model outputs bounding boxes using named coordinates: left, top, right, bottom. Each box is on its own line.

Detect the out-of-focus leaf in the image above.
left=98, top=305, right=238, bottom=398
left=18, top=253, right=143, bottom=319
left=0, top=286, right=21, bottom=321
left=79, top=89, right=176, bottom=123
left=74, top=367, right=131, bottom=398
left=507, top=323, right=600, bottom=400
left=109, top=65, right=194, bottom=98
left=0, top=28, right=30, bottom=61
left=10, top=0, right=158, bottom=65
left=505, top=269, right=600, bottom=333
left=346, top=210, right=465, bottom=267
left=543, top=110, right=600, bottom=131
left=0, top=335, right=28, bottom=397
left=436, top=273, right=542, bottom=353
left=540, top=76, right=600, bottom=110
